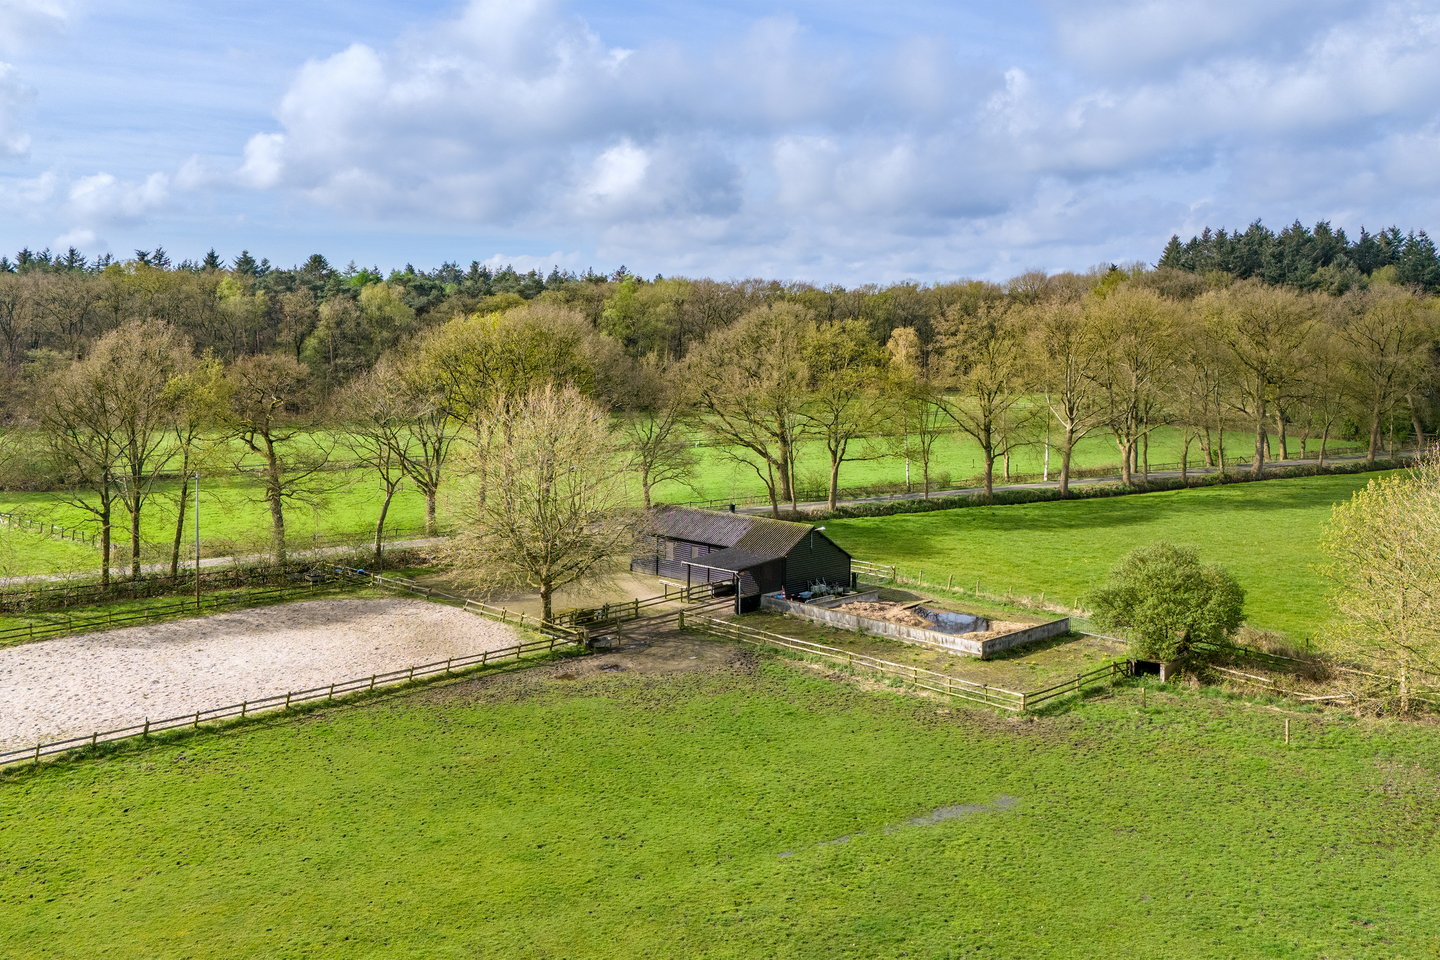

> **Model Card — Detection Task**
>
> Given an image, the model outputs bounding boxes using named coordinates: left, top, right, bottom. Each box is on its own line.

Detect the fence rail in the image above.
left=551, top=581, right=718, bottom=628
left=694, top=615, right=1130, bottom=711
left=852, top=558, right=1079, bottom=617
left=694, top=616, right=1026, bottom=711
left=0, top=510, right=99, bottom=546
left=0, top=632, right=579, bottom=770
left=0, top=579, right=356, bottom=647
left=339, top=568, right=585, bottom=644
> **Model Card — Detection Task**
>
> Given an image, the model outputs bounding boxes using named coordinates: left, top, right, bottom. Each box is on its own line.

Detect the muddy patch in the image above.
left=779, top=795, right=1019, bottom=858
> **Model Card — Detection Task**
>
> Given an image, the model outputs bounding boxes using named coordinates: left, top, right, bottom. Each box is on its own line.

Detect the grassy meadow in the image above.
left=3, top=652, right=1437, bottom=959
left=825, top=471, right=1391, bottom=640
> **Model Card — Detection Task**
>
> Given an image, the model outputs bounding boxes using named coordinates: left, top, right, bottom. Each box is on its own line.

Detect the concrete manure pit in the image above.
left=762, top=593, right=1071, bottom=659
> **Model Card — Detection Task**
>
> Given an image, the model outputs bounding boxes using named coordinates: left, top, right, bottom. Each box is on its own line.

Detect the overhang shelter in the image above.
left=632, top=506, right=852, bottom=613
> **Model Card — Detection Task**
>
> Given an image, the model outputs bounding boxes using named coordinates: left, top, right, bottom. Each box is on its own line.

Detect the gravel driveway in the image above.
left=0, top=598, right=522, bottom=750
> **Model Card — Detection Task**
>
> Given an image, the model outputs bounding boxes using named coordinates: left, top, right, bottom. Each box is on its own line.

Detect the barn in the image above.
left=632, top=506, right=853, bottom=612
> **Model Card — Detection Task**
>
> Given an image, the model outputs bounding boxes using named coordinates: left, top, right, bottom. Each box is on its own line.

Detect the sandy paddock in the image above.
left=0, top=598, right=523, bottom=750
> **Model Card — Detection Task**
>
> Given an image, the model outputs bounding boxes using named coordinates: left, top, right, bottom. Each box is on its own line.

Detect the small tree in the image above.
left=444, top=385, right=637, bottom=622
left=1089, top=543, right=1245, bottom=662
left=1322, top=453, right=1440, bottom=713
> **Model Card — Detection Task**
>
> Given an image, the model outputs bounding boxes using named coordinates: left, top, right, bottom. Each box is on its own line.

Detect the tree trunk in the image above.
left=1180, top=435, right=1190, bottom=484
left=981, top=451, right=995, bottom=500
left=1319, top=423, right=1330, bottom=467
left=1408, top=396, right=1425, bottom=449
left=1253, top=414, right=1267, bottom=478
left=99, top=504, right=112, bottom=589
left=374, top=488, right=394, bottom=569
left=1119, top=439, right=1135, bottom=486
left=1366, top=413, right=1380, bottom=466
left=1141, top=431, right=1150, bottom=483
left=171, top=485, right=188, bottom=580
left=1058, top=425, right=1076, bottom=497
left=827, top=450, right=841, bottom=512
left=540, top=583, right=553, bottom=624
left=425, top=489, right=438, bottom=537
left=129, top=496, right=143, bottom=580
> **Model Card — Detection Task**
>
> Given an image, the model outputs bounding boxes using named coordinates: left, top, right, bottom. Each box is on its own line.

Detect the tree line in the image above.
left=1, top=247, right=1438, bottom=602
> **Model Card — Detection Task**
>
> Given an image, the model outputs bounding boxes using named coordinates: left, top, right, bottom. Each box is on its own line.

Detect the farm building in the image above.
left=632, top=506, right=853, bottom=612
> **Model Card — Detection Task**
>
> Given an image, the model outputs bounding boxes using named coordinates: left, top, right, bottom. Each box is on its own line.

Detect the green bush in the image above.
left=1088, top=542, right=1245, bottom=662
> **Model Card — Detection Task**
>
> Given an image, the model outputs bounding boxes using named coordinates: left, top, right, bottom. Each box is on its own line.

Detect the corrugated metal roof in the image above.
left=650, top=506, right=817, bottom=564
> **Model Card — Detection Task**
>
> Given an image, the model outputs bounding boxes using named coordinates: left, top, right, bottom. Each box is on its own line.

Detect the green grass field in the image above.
left=3, top=651, right=1437, bottom=959
left=825, top=472, right=1392, bottom=640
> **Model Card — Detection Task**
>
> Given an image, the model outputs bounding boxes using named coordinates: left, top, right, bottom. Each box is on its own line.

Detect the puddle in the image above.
left=779, top=795, right=1018, bottom=858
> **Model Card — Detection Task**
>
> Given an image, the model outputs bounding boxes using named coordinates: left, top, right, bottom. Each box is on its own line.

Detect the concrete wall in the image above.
left=760, top=595, right=1070, bottom=659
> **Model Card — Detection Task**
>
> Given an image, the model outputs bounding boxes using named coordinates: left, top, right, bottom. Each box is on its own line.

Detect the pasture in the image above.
left=824, top=471, right=1395, bottom=640
left=2, top=640, right=1437, bottom=959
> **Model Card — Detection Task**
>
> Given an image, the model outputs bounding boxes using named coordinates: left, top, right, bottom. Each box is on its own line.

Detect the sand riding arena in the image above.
left=0, top=598, right=524, bottom=751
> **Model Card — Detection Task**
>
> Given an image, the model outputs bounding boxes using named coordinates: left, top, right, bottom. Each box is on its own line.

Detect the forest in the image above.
left=0, top=223, right=1437, bottom=589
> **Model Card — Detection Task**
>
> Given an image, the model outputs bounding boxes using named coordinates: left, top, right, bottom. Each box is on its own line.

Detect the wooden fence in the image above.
left=693, top=616, right=1129, bottom=712
left=852, top=559, right=1080, bottom=617
left=0, top=580, right=356, bottom=647
left=551, top=581, right=718, bottom=628
left=694, top=616, right=1026, bottom=711
left=0, top=510, right=98, bottom=546
left=337, top=568, right=585, bottom=644
left=0, top=633, right=579, bottom=770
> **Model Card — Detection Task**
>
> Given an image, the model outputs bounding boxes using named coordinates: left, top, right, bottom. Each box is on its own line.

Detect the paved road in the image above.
left=735, top=450, right=1408, bottom=515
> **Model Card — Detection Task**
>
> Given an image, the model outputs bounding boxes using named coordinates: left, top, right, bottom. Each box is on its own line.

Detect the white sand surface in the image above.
left=0, top=598, right=521, bottom=750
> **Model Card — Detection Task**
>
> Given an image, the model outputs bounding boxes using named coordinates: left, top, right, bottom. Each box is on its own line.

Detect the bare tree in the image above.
left=444, top=385, right=637, bottom=621
left=1331, top=288, right=1439, bottom=465
left=686, top=303, right=814, bottom=516
left=1202, top=282, right=1318, bottom=477
left=933, top=301, right=1033, bottom=500
left=803, top=319, right=893, bottom=510
left=1090, top=287, right=1179, bottom=485
left=37, top=364, right=123, bottom=585
left=620, top=355, right=696, bottom=509
left=224, top=354, right=332, bottom=564
left=1022, top=299, right=1107, bottom=495
left=339, top=368, right=413, bottom=568
left=885, top=326, right=947, bottom=498
left=86, top=320, right=200, bottom=578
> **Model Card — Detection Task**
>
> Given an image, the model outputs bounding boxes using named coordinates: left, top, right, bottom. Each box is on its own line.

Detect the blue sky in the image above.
left=2, top=0, right=1439, bottom=282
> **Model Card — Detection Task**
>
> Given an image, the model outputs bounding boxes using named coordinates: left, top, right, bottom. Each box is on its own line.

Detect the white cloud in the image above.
left=67, top=171, right=170, bottom=223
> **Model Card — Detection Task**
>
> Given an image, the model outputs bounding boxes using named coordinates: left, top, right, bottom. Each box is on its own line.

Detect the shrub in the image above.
left=1088, top=542, right=1245, bottom=662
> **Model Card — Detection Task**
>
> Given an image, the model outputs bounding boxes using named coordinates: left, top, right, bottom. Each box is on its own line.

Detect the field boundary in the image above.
left=0, top=509, right=99, bottom=547
left=338, top=568, right=587, bottom=645
left=0, top=579, right=360, bottom=647
left=693, top=616, right=1130, bottom=712
left=0, top=632, right=581, bottom=771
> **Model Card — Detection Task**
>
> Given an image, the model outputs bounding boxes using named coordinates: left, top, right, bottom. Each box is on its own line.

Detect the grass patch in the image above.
left=825, top=471, right=1395, bottom=642
left=2, top=650, right=1438, bottom=958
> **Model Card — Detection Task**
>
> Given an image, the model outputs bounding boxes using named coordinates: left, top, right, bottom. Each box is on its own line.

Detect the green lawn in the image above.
left=3, top=651, right=1437, bottom=959
left=825, top=472, right=1392, bottom=641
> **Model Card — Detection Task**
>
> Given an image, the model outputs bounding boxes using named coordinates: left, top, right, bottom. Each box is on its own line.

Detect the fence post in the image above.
left=143, top=718, right=150, bottom=737
left=241, top=701, right=248, bottom=718
left=194, top=711, right=200, bottom=728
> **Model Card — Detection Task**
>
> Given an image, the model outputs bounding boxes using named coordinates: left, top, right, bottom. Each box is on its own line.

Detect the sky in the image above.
left=2, top=0, right=1440, bottom=283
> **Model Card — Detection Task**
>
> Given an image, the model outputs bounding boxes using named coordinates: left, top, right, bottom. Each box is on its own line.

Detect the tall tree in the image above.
left=1322, top=454, right=1440, bottom=713
left=686, top=303, right=814, bottom=515
left=802, top=319, right=892, bottom=510
left=934, top=301, right=1033, bottom=499
left=224, top=354, right=331, bottom=564
left=1201, top=281, right=1317, bottom=477
left=89, top=320, right=199, bottom=578
left=1331, top=288, right=1438, bottom=464
left=1023, top=298, right=1107, bottom=495
left=619, top=355, right=696, bottom=509
left=444, top=385, right=637, bottom=622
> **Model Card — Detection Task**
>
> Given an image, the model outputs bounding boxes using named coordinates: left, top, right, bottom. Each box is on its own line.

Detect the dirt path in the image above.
left=0, top=597, right=521, bottom=750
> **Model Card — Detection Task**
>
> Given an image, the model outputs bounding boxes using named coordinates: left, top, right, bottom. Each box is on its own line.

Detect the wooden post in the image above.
left=947, top=573, right=954, bottom=589
left=1284, top=719, right=1291, bottom=744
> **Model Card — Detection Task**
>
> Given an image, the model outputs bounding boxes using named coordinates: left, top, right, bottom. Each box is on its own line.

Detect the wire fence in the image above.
left=0, top=510, right=99, bottom=547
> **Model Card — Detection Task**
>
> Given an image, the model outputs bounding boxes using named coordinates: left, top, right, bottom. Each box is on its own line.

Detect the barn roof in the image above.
left=649, top=506, right=821, bottom=564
